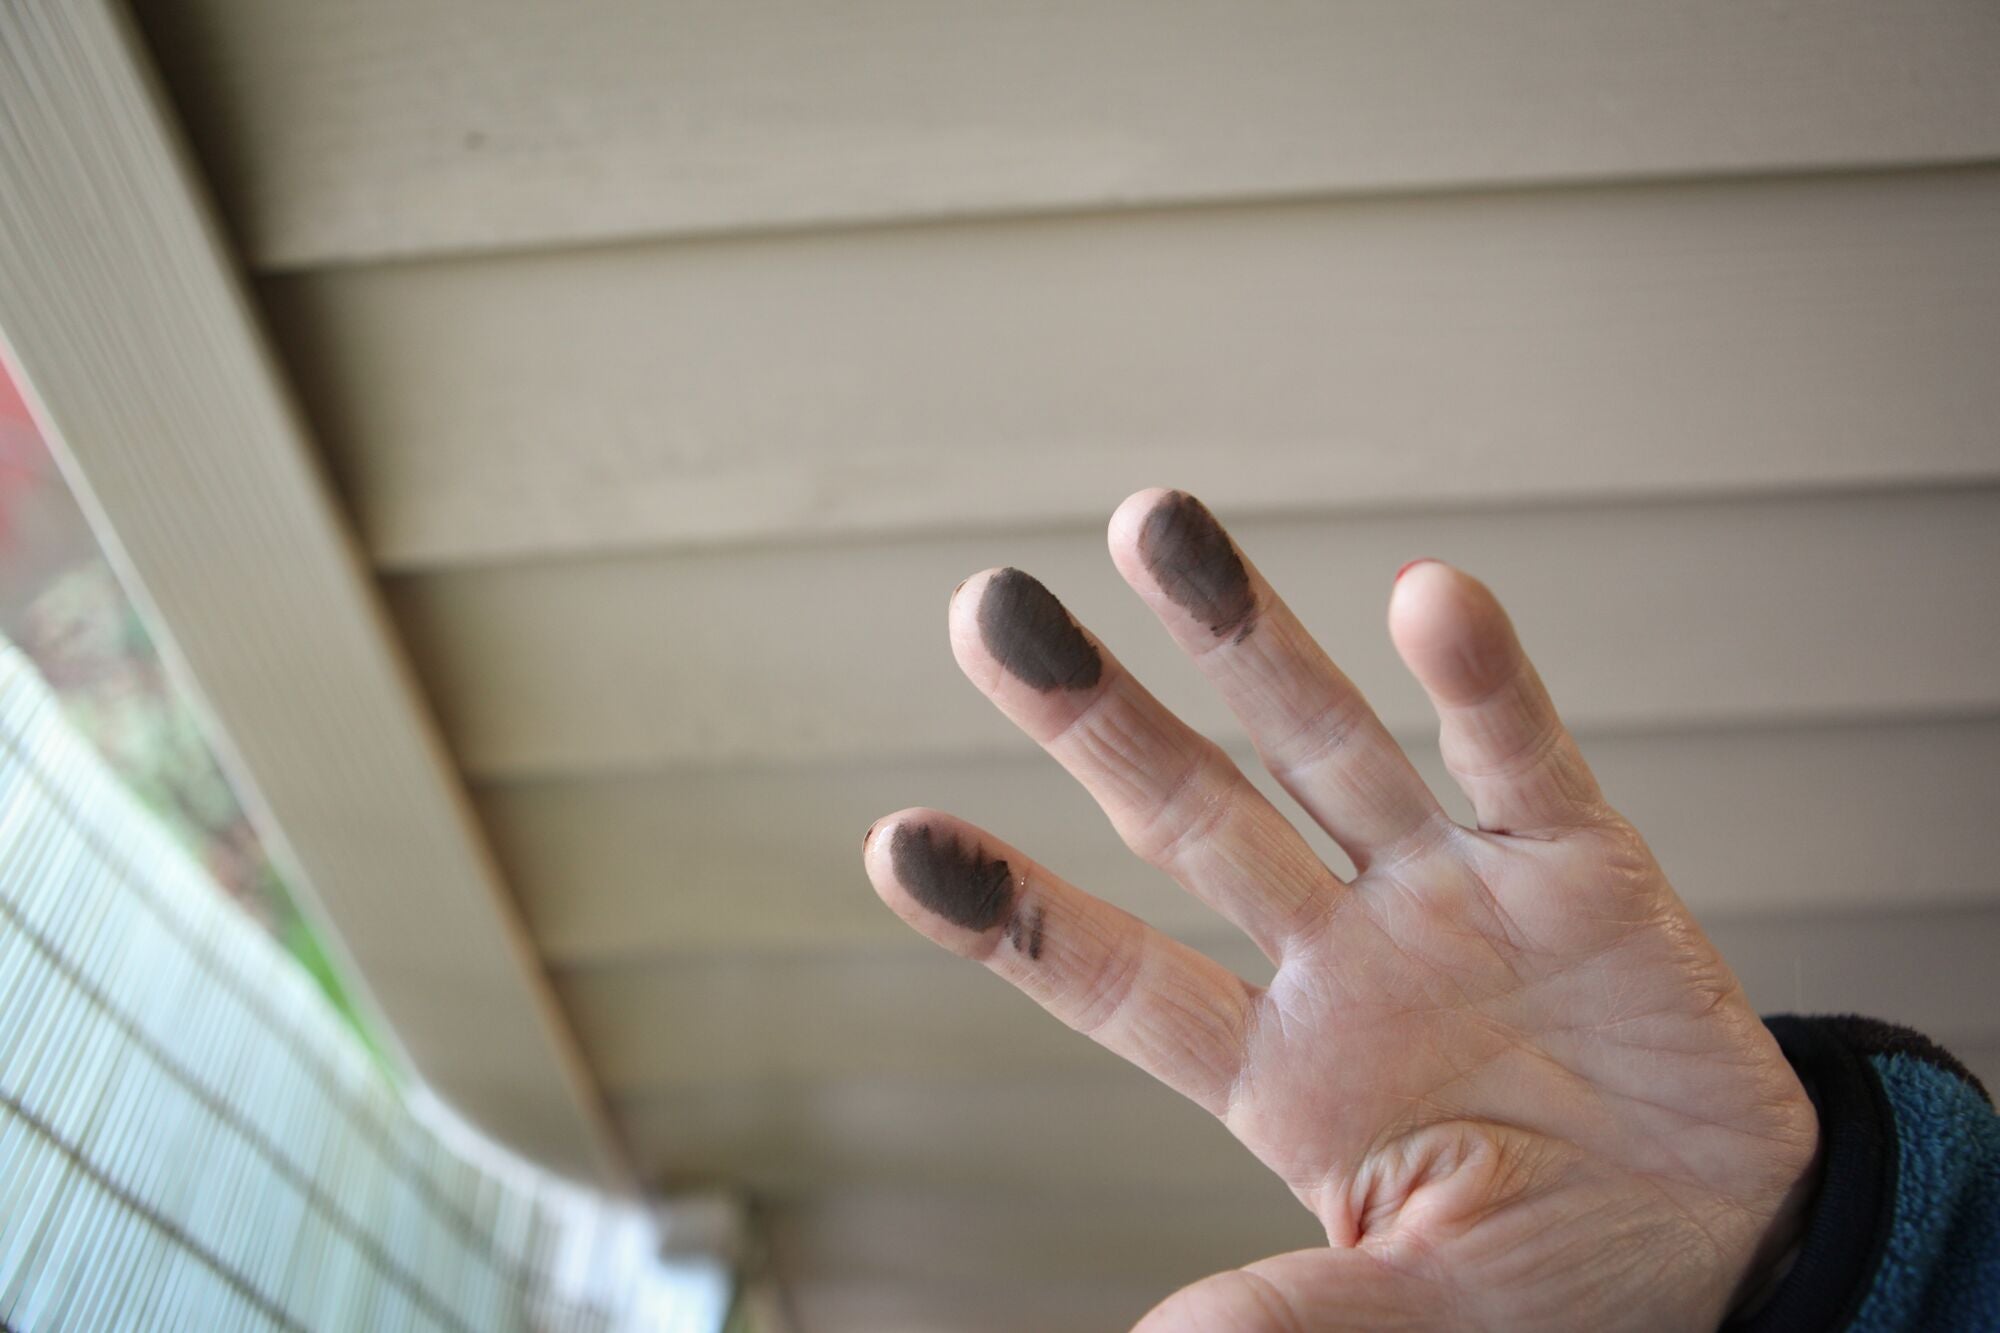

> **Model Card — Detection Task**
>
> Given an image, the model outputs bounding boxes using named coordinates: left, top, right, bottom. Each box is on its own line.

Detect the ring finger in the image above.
left=950, top=566, right=1338, bottom=960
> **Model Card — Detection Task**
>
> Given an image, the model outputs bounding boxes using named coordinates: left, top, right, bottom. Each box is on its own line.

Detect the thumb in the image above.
left=1134, top=1248, right=1445, bottom=1332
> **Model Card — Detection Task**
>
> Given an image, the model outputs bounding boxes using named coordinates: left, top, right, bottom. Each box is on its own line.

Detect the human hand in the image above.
left=862, top=490, right=1819, bottom=1331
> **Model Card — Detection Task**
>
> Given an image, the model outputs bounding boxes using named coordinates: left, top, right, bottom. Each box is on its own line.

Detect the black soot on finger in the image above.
left=1138, top=491, right=1258, bottom=642
left=977, top=567, right=1103, bottom=692
left=890, top=822, right=1017, bottom=931
left=1003, top=904, right=1046, bottom=961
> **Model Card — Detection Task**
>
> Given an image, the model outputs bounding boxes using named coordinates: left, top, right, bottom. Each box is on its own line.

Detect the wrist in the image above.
left=1726, top=1133, right=1821, bottom=1319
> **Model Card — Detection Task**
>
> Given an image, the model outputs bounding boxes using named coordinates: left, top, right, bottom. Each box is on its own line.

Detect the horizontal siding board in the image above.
left=769, top=1185, right=1321, bottom=1290
left=762, top=1000, right=2000, bottom=1327
left=616, top=1066, right=1269, bottom=1197
left=787, top=1278, right=1176, bottom=1333
left=624, top=1036, right=2000, bottom=1201
left=390, top=489, right=2000, bottom=777
left=486, top=718, right=2000, bottom=963
left=567, top=942, right=1162, bottom=1092
left=266, top=167, right=2000, bottom=569
left=565, top=905, right=2000, bottom=1094
left=134, top=0, right=2000, bottom=270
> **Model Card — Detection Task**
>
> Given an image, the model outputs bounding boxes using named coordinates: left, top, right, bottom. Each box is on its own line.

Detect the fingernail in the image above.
left=1394, top=558, right=1438, bottom=585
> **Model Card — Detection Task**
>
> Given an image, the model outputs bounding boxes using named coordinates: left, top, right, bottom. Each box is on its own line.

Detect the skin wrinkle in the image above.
left=1453, top=861, right=1533, bottom=977
left=976, top=567, right=1102, bottom=692
left=1445, top=711, right=1571, bottom=786
left=1501, top=1013, right=1711, bottom=1153
left=1627, top=1171, right=1733, bottom=1284
left=1074, top=932, right=1151, bottom=1039
left=1223, top=981, right=1274, bottom=1124
left=1523, top=987, right=1795, bottom=1180
left=1139, top=968, right=1246, bottom=1107
left=1235, top=1268, right=1311, bottom=1333
left=1139, top=490, right=1260, bottom=642
left=1356, top=814, right=1463, bottom=884
left=1267, top=690, right=1368, bottom=788
left=1353, top=880, right=1489, bottom=1016
left=1038, top=671, right=1126, bottom=757
left=1126, top=751, right=1233, bottom=871
left=1063, top=684, right=1177, bottom=810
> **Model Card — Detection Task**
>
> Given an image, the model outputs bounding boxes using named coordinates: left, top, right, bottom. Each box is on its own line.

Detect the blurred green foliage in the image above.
left=16, top=561, right=390, bottom=1070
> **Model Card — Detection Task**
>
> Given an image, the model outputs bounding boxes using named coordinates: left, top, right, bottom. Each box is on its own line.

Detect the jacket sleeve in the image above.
left=1724, top=1015, right=2000, bottom=1332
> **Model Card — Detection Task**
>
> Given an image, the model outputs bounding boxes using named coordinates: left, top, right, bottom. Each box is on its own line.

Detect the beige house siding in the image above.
left=106, top=2, right=2000, bottom=1326
left=264, top=166, right=2000, bottom=568
left=136, top=0, right=2000, bottom=270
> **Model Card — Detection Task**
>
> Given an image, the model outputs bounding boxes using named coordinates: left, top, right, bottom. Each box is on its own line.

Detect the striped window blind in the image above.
left=0, top=640, right=727, bottom=1332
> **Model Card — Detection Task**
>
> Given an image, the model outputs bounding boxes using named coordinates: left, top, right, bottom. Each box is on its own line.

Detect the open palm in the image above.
left=863, top=490, right=1818, bottom=1331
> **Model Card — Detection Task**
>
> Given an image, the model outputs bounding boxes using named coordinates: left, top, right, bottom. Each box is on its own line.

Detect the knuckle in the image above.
left=1268, top=692, right=1371, bottom=789
left=1124, top=746, right=1235, bottom=870
left=1073, top=936, right=1148, bottom=1038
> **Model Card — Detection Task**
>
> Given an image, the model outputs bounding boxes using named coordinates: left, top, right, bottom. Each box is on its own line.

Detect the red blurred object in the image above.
left=1, top=359, right=45, bottom=553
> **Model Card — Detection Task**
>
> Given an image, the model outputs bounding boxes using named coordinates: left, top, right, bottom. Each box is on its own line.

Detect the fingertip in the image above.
left=948, top=565, right=1007, bottom=610
left=861, top=806, right=948, bottom=915
left=946, top=565, right=1001, bottom=646
left=946, top=566, right=1015, bottom=688
left=864, top=810, right=1024, bottom=951
left=1387, top=560, right=1520, bottom=707
left=860, top=807, right=915, bottom=887
left=1107, top=486, right=1179, bottom=564
left=1393, top=556, right=1439, bottom=585
left=1109, top=488, right=1259, bottom=643
left=953, top=565, right=1105, bottom=696
left=1386, top=556, right=1464, bottom=634
left=862, top=806, right=926, bottom=864
left=863, top=800, right=929, bottom=849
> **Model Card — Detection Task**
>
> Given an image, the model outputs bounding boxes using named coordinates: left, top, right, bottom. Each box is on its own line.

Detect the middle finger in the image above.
left=950, top=566, right=1337, bottom=961
left=1109, top=490, right=1448, bottom=872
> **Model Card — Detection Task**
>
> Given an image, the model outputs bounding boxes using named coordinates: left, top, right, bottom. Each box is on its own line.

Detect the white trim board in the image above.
left=0, top=0, right=625, bottom=1183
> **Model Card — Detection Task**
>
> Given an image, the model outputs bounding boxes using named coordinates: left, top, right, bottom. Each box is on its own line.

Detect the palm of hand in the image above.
left=1223, top=829, right=1814, bottom=1329
left=865, top=491, right=1816, bottom=1331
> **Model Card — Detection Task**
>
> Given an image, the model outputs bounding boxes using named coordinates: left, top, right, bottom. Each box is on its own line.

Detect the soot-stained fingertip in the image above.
left=973, top=566, right=1103, bottom=693
left=1126, top=489, right=1258, bottom=643
left=884, top=818, right=1018, bottom=932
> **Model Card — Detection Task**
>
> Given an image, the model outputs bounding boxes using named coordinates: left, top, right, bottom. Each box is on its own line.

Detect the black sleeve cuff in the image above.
left=1719, top=1015, right=1898, bottom=1333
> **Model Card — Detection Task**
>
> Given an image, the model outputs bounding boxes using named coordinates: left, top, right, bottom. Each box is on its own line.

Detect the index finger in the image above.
left=864, top=808, right=1256, bottom=1116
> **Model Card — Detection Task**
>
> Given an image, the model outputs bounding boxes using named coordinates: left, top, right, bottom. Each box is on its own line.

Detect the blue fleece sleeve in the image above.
left=1850, top=1048, right=2000, bottom=1329
left=1725, top=1016, right=2000, bottom=1333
